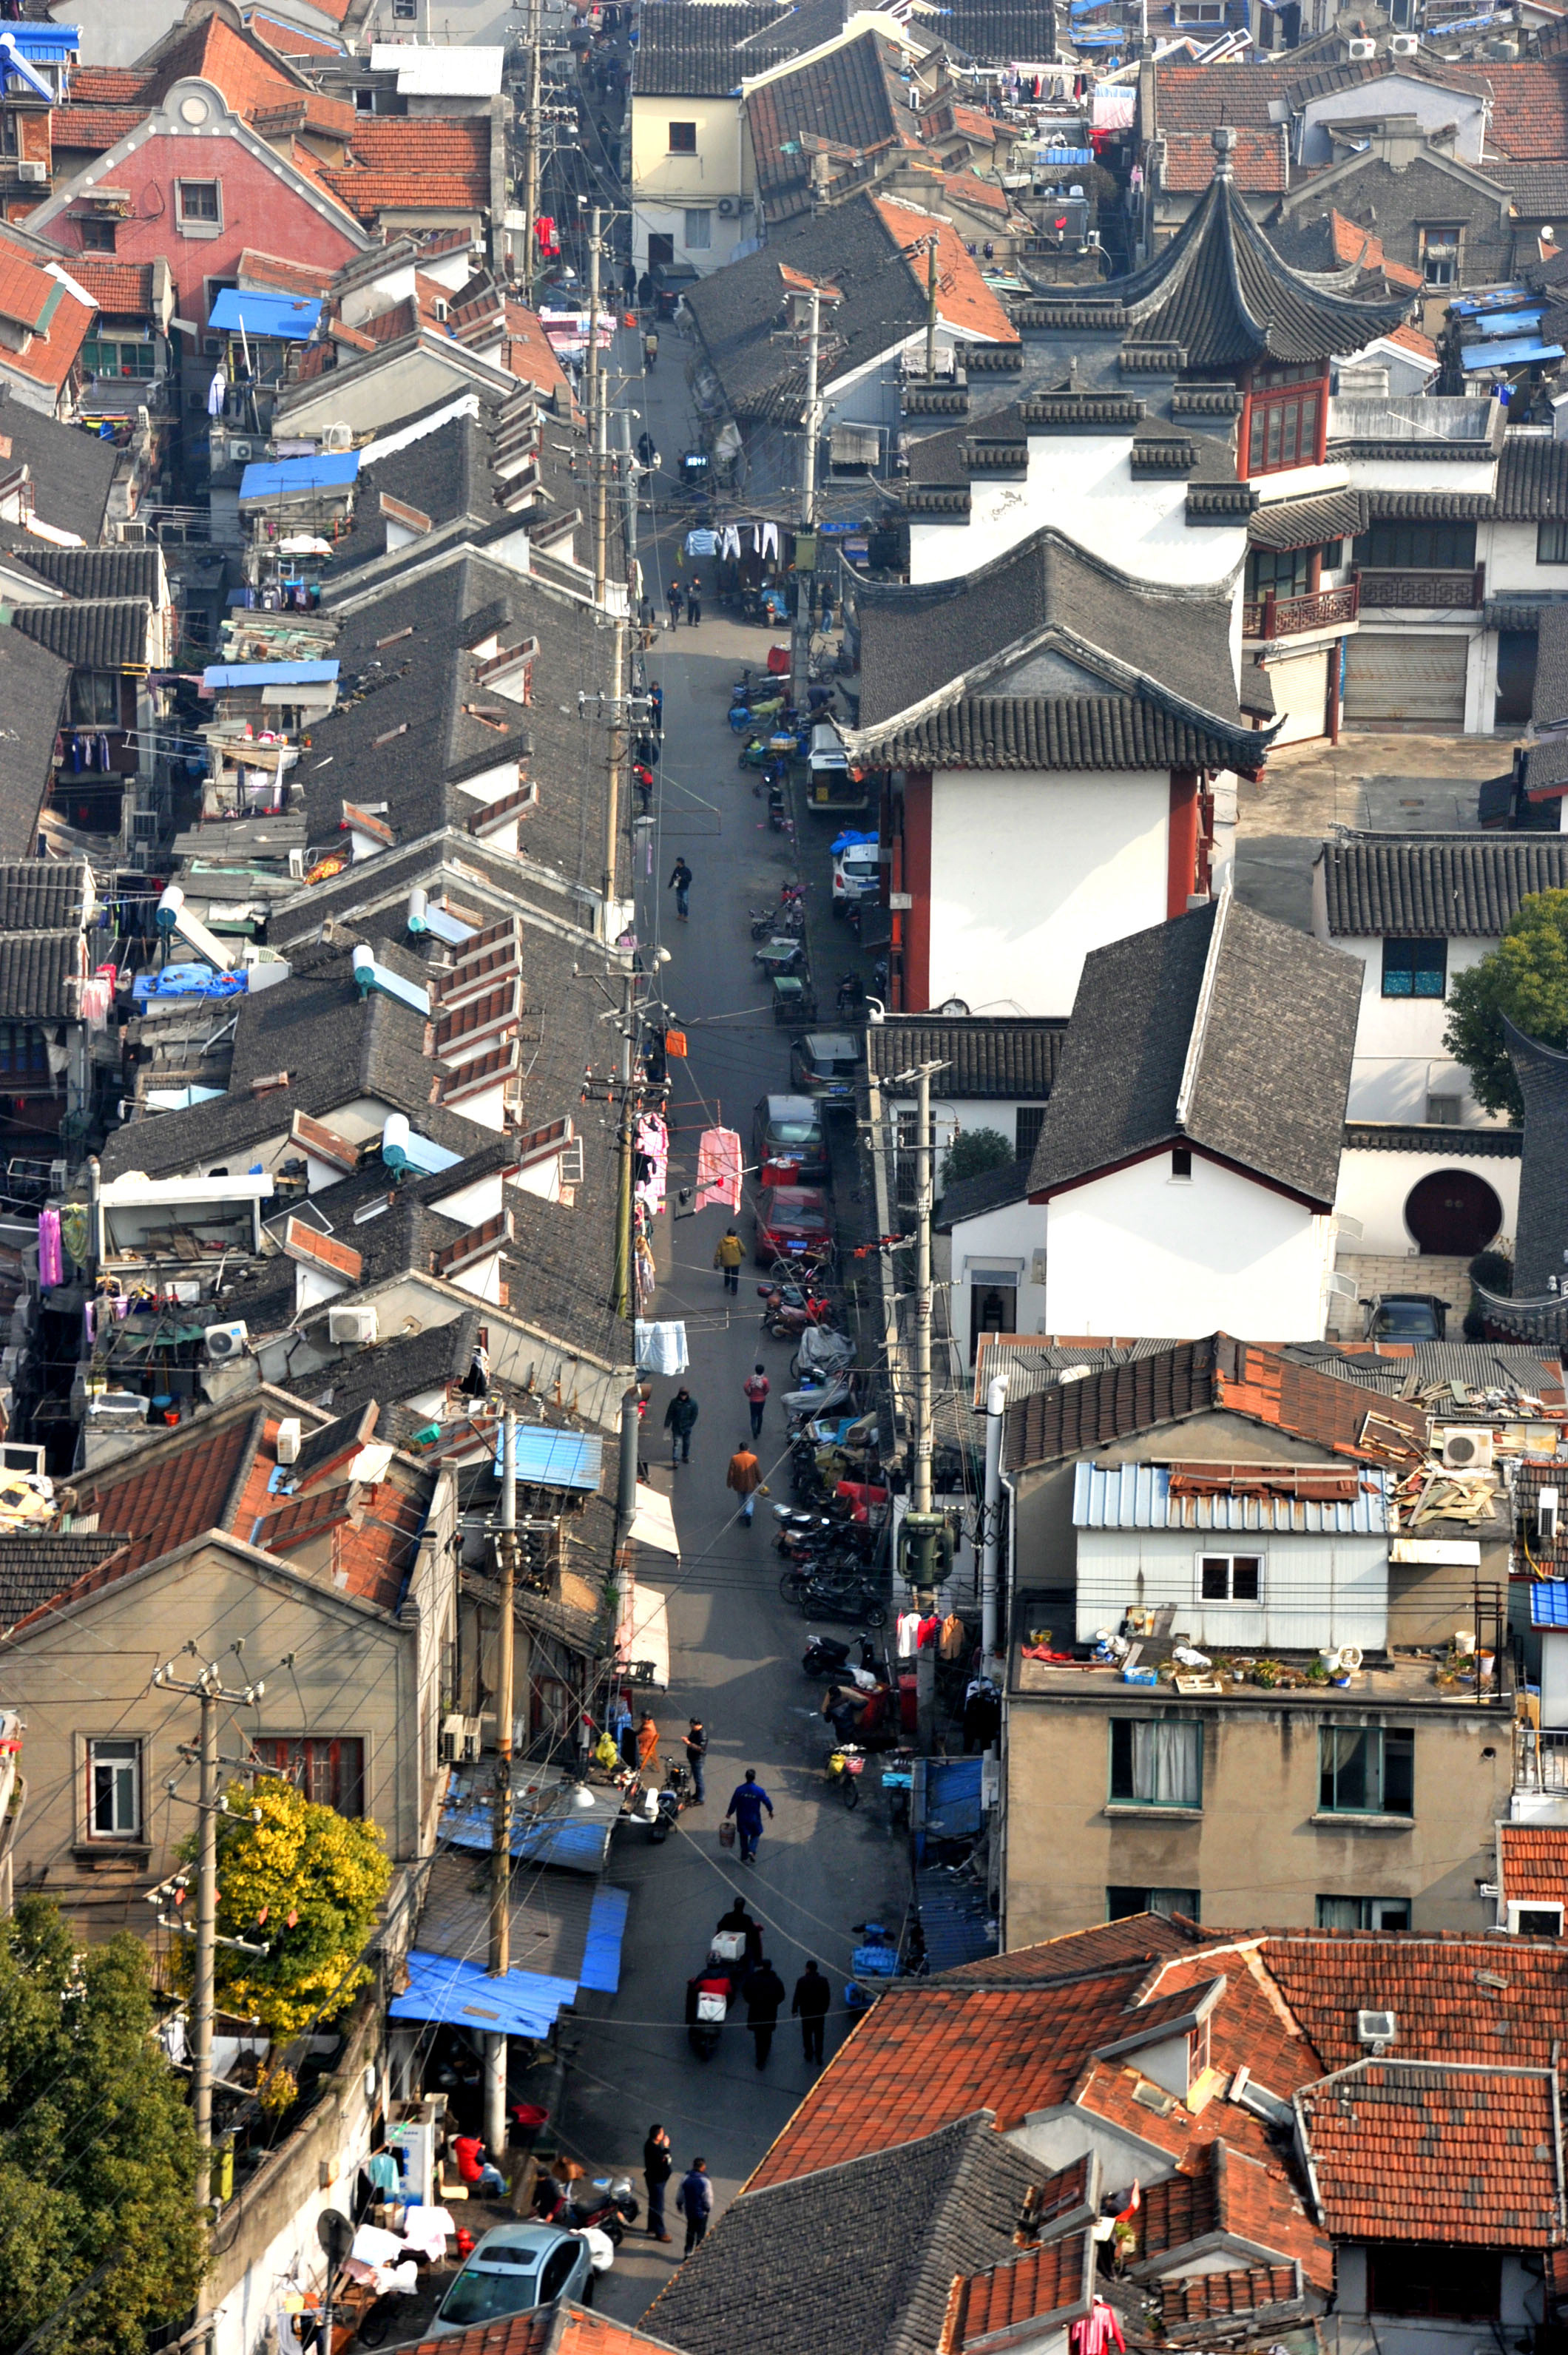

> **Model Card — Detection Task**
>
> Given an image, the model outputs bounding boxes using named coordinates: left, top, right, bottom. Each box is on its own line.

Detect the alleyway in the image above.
left=555, top=328, right=905, bottom=2328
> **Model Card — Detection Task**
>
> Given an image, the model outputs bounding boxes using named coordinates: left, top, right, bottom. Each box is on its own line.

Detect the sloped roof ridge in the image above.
left=736, top=2104, right=1001, bottom=2195
left=1129, top=1936, right=1268, bottom=2009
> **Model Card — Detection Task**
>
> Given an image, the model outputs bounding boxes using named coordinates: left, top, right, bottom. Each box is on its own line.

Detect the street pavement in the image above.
left=554, top=330, right=905, bottom=2328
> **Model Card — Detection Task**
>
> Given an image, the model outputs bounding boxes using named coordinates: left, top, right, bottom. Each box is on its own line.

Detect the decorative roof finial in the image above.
left=1212, top=124, right=1236, bottom=178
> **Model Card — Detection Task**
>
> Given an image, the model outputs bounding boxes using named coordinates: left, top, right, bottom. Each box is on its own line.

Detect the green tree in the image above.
left=1444, top=885, right=1568, bottom=1118
left=0, top=1896, right=206, bottom=2355
left=941, top=1126, right=1016, bottom=1190
left=185, top=1780, right=389, bottom=2040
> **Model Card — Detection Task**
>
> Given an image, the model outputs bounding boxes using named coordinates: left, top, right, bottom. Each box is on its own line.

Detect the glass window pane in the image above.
left=1231, top=1557, right=1260, bottom=1601
left=1130, top=1720, right=1200, bottom=1806
left=1200, top=1557, right=1229, bottom=1600
left=1383, top=1729, right=1414, bottom=1814
left=1382, top=941, right=1414, bottom=998
left=1321, top=1725, right=1370, bottom=1810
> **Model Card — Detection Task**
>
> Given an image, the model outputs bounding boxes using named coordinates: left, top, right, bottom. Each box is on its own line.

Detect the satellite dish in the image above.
left=317, top=2209, right=354, bottom=2268
left=323, top=422, right=354, bottom=453
left=936, top=997, right=970, bottom=1017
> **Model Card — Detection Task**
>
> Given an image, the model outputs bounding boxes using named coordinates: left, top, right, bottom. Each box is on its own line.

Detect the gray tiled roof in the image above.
left=1248, top=487, right=1365, bottom=550
left=1363, top=489, right=1494, bottom=522
left=10, top=597, right=151, bottom=670
left=1496, top=438, right=1568, bottom=522
left=855, top=523, right=1242, bottom=737
left=1319, top=834, right=1568, bottom=937
left=648, top=2112, right=1059, bottom=2355
left=307, top=1310, right=480, bottom=1427
left=0, top=390, right=119, bottom=547
left=0, top=931, right=78, bottom=1020
left=916, top=0, right=1061, bottom=61
left=856, top=696, right=1261, bottom=771
left=0, top=1531, right=132, bottom=1631
left=636, top=0, right=799, bottom=92
left=747, top=32, right=919, bottom=221
left=10, top=545, right=163, bottom=602
left=934, top=1156, right=1033, bottom=1231
left=1343, top=1121, right=1521, bottom=1158
left=1027, top=894, right=1359, bottom=1208
left=867, top=1016, right=1066, bottom=1096
left=0, top=630, right=70, bottom=861
left=0, top=860, right=87, bottom=930
left=1535, top=604, right=1568, bottom=731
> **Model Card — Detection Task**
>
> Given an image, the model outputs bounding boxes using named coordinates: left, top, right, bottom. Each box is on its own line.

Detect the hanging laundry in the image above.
left=718, top=524, right=741, bottom=560
left=695, top=1126, right=741, bottom=1212
left=939, top=1610, right=965, bottom=1660
left=207, top=367, right=226, bottom=418
left=896, top=1609, right=922, bottom=1659
left=37, top=1207, right=63, bottom=1289
left=683, top=527, right=717, bottom=556
left=634, top=1112, right=669, bottom=1213
left=1069, top=2304, right=1125, bottom=2355
left=757, top=521, right=780, bottom=561
left=635, top=1318, right=689, bottom=1376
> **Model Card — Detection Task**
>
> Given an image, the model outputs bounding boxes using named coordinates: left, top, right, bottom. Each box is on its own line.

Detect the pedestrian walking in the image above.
left=666, top=578, right=683, bottom=629
left=792, top=1960, right=831, bottom=2065
left=743, top=1956, right=786, bottom=2070
left=684, top=1717, right=708, bottom=1803
left=714, top=1224, right=743, bottom=1292
left=649, top=681, right=663, bottom=732
left=717, top=1896, right=763, bottom=1967
left=663, top=1384, right=698, bottom=1464
left=727, top=1441, right=763, bottom=1525
left=686, top=582, right=702, bottom=626
left=675, top=2158, right=712, bottom=2258
left=634, top=763, right=655, bottom=815
left=636, top=1710, right=659, bottom=1776
left=743, top=1362, right=769, bottom=1439
left=638, top=271, right=654, bottom=308
left=643, top=2123, right=673, bottom=2240
left=725, top=1768, right=774, bottom=1864
left=668, top=855, right=692, bottom=922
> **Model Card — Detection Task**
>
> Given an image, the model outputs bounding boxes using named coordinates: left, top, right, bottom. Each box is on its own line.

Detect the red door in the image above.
left=1404, top=1171, right=1502, bottom=1257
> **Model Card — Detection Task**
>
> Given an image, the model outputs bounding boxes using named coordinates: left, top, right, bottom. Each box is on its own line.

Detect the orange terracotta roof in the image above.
left=1386, top=319, right=1439, bottom=360
left=1158, top=2265, right=1302, bottom=2329
left=871, top=195, right=1018, bottom=343
left=1163, top=126, right=1287, bottom=192
left=317, top=119, right=492, bottom=221
left=243, top=11, right=349, bottom=57
left=143, top=13, right=305, bottom=118
left=70, top=66, right=153, bottom=103
left=0, top=281, right=95, bottom=397
left=66, top=1409, right=263, bottom=1588
left=67, top=257, right=156, bottom=315
left=949, top=101, right=1006, bottom=143
left=239, top=249, right=339, bottom=299
left=1329, top=209, right=1424, bottom=291
left=0, top=248, right=57, bottom=334
left=953, top=2229, right=1089, bottom=2350
left=405, top=2305, right=681, bottom=2355
left=1216, top=2138, right=1334, bottom=2291
left=1499, top=1821, right=1568, bottom=1910
left=950, top=1912, right=1205, bottom=1983
left=280, top=1214, right=362, bottom=1282
left=1298, top=2058, right=1564, bottom=2246
left=503, top=305, right=572, bottom=404
left=51, top=106, right=150, bottom=151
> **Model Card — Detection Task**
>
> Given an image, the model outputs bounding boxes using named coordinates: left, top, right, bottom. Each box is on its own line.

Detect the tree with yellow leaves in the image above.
left=182, top=1779, right=391, bottom=2040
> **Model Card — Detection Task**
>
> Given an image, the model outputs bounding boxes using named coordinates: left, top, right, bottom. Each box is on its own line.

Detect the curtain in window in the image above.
left=1321, top=1724, right=1369, bottom=1809
left=1132, top=1720, right=1199, bottom=1806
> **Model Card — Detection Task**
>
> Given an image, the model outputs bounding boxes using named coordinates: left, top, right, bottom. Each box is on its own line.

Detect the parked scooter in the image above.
left=567, top=2177, right=640, bottom=2243
left=649, top=1757, right=690, bottom=1843
left=803, top=1632, right=877, bottom=1678
left=799, top=1574, right=886, bottom=1628
left=758, top=1279, right=837, bottom=1336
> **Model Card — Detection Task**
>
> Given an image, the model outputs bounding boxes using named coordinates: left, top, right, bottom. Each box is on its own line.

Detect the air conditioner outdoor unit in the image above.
left=229, top=439, right=252, bottom=463
left=717, top=196, right=736, bottom=217
left=328, top=1305, right=379, bottom=1346
left=1356, top=2007, right=1396, bottom=2048
left=16, top=161, right=46, bottom=185
left=1389, top=30, right=1419, bottom=52
left=1346, top=36, right=1376, bottom=55
left=276, top=1416, right=302, bottom=1464
left=288, top=848, right=306, bottom=879
left=1440, top=1427, right=1494, bottom=1472
left=204, top=1320, right=250, bottom=1362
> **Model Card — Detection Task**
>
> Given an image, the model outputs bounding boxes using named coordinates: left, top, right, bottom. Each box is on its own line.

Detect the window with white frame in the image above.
left=175, top=180, right=222, bottom=237
left=684, top=210, right=712, bottom=250
left=1109, top=1717, right=1202, bottom=1808
left=87, top=1737, right=141, bottom=1839
left=1507, top=1899, right=1564, bottom=1935
left=1197, top=1552, right=1262, bottom=1601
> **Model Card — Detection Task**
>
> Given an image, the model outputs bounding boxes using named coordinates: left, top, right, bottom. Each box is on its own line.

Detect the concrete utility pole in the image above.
left=521, top=0, right=544, bottom=297
left=791, top=283, right=824, bottom=710
left=925, top=234, right=939, bottom=382
left=981, top=1369, right=1009, bottom=1676
left=612, top=966, right=638, bottom=1320
left=150, top=1649, right=266, bottom=2214
left=888, top=1061, right=946, bottom=1744
left=587, top=206, right=608, bottom=607
left=485, top=1409, right=518, bottom=2156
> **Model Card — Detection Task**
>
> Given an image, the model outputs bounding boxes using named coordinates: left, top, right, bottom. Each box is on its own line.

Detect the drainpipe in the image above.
left=981, top=1370, right=1009, bottom=1675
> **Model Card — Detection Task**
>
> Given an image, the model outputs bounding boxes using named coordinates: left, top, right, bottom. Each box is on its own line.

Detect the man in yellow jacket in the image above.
left=714, top=1226, right=744, bottom=1294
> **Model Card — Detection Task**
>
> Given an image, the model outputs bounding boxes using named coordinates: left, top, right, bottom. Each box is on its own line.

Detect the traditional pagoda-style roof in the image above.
left=1027, top=128, right=1413, bottom=370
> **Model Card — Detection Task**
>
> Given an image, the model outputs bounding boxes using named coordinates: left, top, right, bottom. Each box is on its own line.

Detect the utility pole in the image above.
left=791, top=282, right=824, bottom=711
left=587, top=206, right=608, bottom=607
left=925, top=234, right=939, bottom=382
left=521, top=0, right=543, bottom=299
left=485, top=1409, right=517, bottom=2157
left=612, top=967, right=637, bottom=1320
left=150, top=1648, right=266, bottom=2215
left=888, top=1062, right=945, bottom=1746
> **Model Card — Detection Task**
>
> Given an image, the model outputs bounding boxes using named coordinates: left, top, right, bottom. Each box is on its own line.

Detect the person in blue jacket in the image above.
left=725, top=1768, right=774, bottom=1865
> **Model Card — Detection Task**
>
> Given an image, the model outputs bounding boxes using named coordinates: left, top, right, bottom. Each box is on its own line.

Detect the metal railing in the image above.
left=1515, top=1723, right=1568, bottom=1793
left=1356, top=565, right=1485, bottom=611
left=1242, top=582, right=1359, bottom=641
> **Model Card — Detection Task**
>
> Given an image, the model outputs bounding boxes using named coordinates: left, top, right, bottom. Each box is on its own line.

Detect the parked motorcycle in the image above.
left=799, top=1575, right=886, bottom=1628
left=826, top=1743, right=867, bottom=1809
left=803, top=1632, right=876, bottom=1678
left=567, top=2177, right=640, bottom=2243
left=758, top=1280, right=836, bottom=1336
left=780, top=1555, right=865, bottom=1604
left=754, top=936, right=805, bottom=977
left=649, top=1758, right=690, bottom=1843
left=837, top=971, right=865, bottom=1015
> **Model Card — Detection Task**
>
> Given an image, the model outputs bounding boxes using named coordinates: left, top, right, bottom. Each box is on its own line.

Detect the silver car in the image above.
left=427, top=2222, right=596, bottom=2334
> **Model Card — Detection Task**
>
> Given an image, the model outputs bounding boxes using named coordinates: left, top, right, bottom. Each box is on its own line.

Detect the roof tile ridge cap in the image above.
left=1175, top=879, right=1231, bottom=1135
left=217, top=1402, right=271, bottom=1534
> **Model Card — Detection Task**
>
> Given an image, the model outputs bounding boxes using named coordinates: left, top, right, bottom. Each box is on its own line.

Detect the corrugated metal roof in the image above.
left=581, top=1883, right=630, bottom=1993
left=238, top=452, right=359, bottom=501
left=390, top=1948, right=578, bottom=2038
left=1072, top=1460, right=1391, bottom=1534
left=209, top=289, right=322, bottom=341
left=1532, top=1581, right=1568, bottom=1629
left=491, top=1425, right=604, bottom=1493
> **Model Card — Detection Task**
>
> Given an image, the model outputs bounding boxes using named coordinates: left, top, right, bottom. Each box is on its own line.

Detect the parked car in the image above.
left=753, top=1093, right=828, bottom=1187
left=428, top=2223, right=595, bottom=2334
left=1362, top=1293, right=1448, bottom=1342
left=831, top=833, right=879, bottom=910
left=791, top=1030, right=861, bottom=1108
left=754, top=1185, right=834, bottom=1266
left=650, top=261, right=700, bottom=319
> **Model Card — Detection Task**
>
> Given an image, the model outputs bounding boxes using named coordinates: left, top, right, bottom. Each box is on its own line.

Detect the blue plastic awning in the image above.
left=239, top=452, right=359, bottom=501
left=1476, top=308, right=1544, bottom=337
left=203, top=659, right=339, bottom=689
left=1452, top=287, right=1529, bottom=315
left=210, top=289, right=322, bottom=342
left=441, top=1792, right=618, bottom=1874
left=1532, top=1581, right=1568, bottom=1628
left=1462, top=337, right=1566, bottom=371
left=390, top=1950, right=580, bottom=2038
left=580, top=1885, right=630, bottom=1993
left=492, top=1427, right=604, bottom=1493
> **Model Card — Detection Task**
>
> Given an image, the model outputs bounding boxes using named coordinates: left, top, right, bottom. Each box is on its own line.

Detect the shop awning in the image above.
left=829, top=424, right=880, bottom=466
left=624, top=1582, right=669, bottom=1689
left=390, top=1949, right=579, bottom=2039
left=629, top=1482, right=680, bottom=1557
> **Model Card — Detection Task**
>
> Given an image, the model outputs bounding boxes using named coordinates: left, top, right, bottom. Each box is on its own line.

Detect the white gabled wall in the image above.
left=1334, top=1143, right=1518, bottom=1259
left=928, top=770, right=1170, bottom=1016
left=943, top=1195, right=1047, bottom=1367
left=1074, top=1524, right=1389, bottom=1652
left=1328, top=933, right=1496, bottom=1123
left=1044, top=1154, right=1331, bottom=1340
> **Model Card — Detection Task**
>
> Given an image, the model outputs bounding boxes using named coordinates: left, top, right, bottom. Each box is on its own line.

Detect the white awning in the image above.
left=829, top=424, right=879, bottom=464
left=624, top=1583, right=670, bottom=1689
left=629, top=1482, right=680, bottom=1558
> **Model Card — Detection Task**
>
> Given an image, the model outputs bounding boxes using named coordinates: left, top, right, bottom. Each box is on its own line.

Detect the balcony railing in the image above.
left=1356, top=565, right=1485, bottom=611
left=1242, top=583, right=1359, bottom=641
left=1515, top=1723, right=1568, bottom=1794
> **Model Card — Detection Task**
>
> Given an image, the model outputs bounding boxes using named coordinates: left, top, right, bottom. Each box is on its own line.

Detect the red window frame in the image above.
left=254, top=1736, right=365, bottom=1818
left=1246, top=382, right=1322, bottom=476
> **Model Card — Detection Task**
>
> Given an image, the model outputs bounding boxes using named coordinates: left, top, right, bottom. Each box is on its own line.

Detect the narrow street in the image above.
left=555, top=329, right=905, bottom=2329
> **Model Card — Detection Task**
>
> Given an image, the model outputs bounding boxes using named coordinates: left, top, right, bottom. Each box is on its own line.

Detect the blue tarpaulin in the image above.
left=239, top=452, right=359, bottom=501
left=1452, top=287, right=1528, bottom=314
left=441, top=1788, right=617, bottom=1874
left=492, top=1427, right=604, bottom=1493
left=1532, top=1581, right=1568, bottom=1627
left=203, top=659, right=339, bottom=689
left=1476, top=309, right=1544, bottom=337
left=210, top=289, right=322, bottom=342
left=390, top=1949, right=580, bottom=2038
left=1462, top=337, right=1565, bottom=371
left=581, top=1885, right=629, bottom=1993
left=917, top=1755, right=984, bottom=1842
